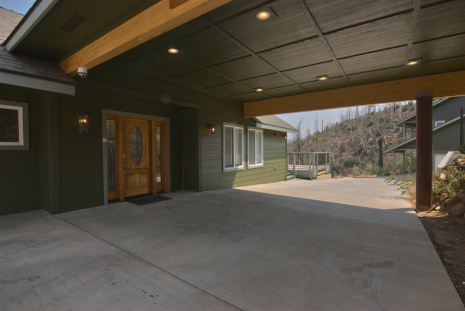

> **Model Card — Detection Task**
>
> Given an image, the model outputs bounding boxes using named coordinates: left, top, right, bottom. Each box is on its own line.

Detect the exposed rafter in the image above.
left=58, top=0, right=232, bottom=75
left=244, top=70, right=465, bottom=118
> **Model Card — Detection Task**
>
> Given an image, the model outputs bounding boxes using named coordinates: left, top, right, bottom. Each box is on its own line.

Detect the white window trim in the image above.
left=434, top=120, right=445, bottom=127
left=0, top=101, right=29, bottom=150
left=223, top=123, right=245, bottom=172
left=248, top=127, right=264, bottom=169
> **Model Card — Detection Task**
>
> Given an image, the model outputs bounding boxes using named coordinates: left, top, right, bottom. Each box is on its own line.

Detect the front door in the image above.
left=106, top=115, right=167, bottom=201
left=124, top=118, right=150, bottom=197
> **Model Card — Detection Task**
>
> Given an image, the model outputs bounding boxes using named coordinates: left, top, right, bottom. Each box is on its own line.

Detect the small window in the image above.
left=434, top=120, right=445, bottom=127
left=0, top=101, right=29, bottom=150
left=223, top=123, right=244, bottom=171
left=248, top=128, right=263, bottom=168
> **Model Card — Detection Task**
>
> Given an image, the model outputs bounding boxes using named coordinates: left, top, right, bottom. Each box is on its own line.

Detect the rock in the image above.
left=457, top=191, right=465, bottom=200
left=448, top=196, right=462, bottom=206
left=450, top=202, right=465, bottom=216
left=438, top=173, right=447, bottom=181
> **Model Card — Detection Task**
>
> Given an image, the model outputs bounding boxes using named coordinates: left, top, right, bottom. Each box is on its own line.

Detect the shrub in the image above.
left=385, top=175, right=415, bottom=195
left=352, top=165, right=361, bottom=176
left=374, top=166, right=391, bottom=176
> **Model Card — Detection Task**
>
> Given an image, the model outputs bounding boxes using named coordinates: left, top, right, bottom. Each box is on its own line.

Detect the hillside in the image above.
left=288, top=102, right=417, bottom=176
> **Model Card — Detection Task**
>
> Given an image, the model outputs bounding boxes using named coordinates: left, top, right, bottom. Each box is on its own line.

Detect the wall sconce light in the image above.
left=283, top=134, right=287, bottom=140
left=208, top=124, right=216, bottom=134
left=77, top=110, right=89, bottom=134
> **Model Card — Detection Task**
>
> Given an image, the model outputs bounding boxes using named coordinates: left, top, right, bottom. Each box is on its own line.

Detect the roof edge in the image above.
left=5, top=0, right=60, bottom=52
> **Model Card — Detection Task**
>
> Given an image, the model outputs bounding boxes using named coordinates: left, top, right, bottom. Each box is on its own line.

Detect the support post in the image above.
left=460, top=107, right=463, bottom=146
left=292, top=153, right=296, bottom=175
left=402, top=123, right=406, bottom=141
left=416, top=90, right=433, bottom=211
left=403, top=151, right=406, bottom=174
left=410, top=150, right=413, bottom=172
left=392, top=151, right=396, bottom=175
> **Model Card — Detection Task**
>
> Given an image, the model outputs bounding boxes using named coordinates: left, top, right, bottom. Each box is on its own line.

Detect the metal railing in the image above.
left=287, top=152, right=331, bottom=179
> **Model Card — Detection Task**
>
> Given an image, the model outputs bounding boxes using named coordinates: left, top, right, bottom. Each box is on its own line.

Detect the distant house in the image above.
left=385, top=97, right=465, bottom=171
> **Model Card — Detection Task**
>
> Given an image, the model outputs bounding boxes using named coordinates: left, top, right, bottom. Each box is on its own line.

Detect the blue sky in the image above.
left=0, top=0, right=35, bottom=14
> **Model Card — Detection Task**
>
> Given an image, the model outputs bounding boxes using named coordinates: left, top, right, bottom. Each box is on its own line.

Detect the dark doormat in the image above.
left=128, top=195, right=172, bottom=205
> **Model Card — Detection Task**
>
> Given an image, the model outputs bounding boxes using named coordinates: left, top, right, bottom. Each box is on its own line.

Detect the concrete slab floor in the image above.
left=1, top=178, right=463, bottom=310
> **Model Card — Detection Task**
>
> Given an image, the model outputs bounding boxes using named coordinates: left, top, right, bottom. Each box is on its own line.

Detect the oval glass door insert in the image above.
left=130, top=126, right=143, bottom=165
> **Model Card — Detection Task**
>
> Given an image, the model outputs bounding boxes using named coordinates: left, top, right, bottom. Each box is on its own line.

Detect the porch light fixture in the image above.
left=256, top=11, right=271, bottom=20
left=317, top=75, right=328, bottom=81
left=168, top=48, right=179, bottom=54
left=407, top=58, right=421, bottom=66
left=76, top=110, right=89, bottom=134
left=208, top=124, right=216, bottom=134
left=256, top=88, right=263, bottom=92
left=283, top=134, right=287, bottom=140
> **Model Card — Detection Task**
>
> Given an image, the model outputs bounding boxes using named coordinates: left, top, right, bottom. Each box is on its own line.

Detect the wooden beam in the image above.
left=59, top=0, right=232, bottom=75
left=244, top=70, right=465, bottom=118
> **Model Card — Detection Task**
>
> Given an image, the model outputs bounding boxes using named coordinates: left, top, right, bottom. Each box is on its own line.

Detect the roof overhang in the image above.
left=0, top=71, right=75, bottom=95
left=5, top=0, right=60, bottom=52
left=255, top=122, right=300, bottom=134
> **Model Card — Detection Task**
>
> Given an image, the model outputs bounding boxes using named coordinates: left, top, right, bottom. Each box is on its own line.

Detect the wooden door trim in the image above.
left=102, top=110, right=171, bottom=205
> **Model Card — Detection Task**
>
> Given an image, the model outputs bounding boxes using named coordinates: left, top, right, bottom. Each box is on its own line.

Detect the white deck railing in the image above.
left=287, top=152, right=331, bottom=179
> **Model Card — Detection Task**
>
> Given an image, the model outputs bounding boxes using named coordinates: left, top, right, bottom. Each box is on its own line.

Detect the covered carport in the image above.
left=5, top=0, right=464, bottom=210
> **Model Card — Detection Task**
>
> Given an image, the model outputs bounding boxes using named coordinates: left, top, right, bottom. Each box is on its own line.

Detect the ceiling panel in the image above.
left=306, top=0, right=413, bottom=33
left=339, top=46, right=407, bottom=75
left=347, top=67, right=403, bottom=85
left=220, top=0, right=316, bottom=53
left=404, top=56, right=465, bottom=78
left=174, top=69, right=231, bottom=88
left=262, top=85, right=306, bottom=97
left=149, top=18, right=210, bottom=47
left=204, top=0, right=273, bottom=24
left=259, top=37, right=332, bottom=71
left=230, top=92, right=268, bottom=102
left=284, top=61, right=342, bottom=84
left=414, top=0, right=465, bottom=43
left=205, top=83, right=253, bottom=97
left=210, top=56, right=276, bottom=81
left=126, top=48, right=202, bottom=77
left=300, top=77, right=350, bottom=92
left=16, top=0, right=160, bottom=61
left=410, top=34, right=465, bottom=63
left=174, top=28, right=249, bottom=67
left=326, top=13, right=411, bottom=59
left=240, top=73, right=294, bottom=89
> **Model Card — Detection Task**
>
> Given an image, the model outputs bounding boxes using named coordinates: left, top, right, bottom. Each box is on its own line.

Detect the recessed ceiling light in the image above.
left=256, top=11, right=271, bottom=20
left=407, top=58, right=421, bottom=66
left=317, top=75, right=328, bottom=81
left=168, top=48, right=179, bottom=54
left=256, top=88, right=263, bottom=92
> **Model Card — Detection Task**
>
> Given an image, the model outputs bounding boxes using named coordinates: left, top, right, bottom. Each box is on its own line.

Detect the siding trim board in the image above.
left=101, top=109, right=171, bottom=205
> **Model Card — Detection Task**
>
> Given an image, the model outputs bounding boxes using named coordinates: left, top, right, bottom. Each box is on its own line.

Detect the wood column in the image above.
left=403, top=151, right=406, bottom=174
left=392, top=151, right=396, bottom=174
left=416, top=90, right=433, bottom=211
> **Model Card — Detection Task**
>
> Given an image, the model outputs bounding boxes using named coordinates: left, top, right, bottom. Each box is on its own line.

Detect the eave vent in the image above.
left=60, top=13, right=88, bottom=33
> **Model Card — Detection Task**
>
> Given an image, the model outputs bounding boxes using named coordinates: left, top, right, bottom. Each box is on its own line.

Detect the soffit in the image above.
left=15, top=0, right=465, bottom=103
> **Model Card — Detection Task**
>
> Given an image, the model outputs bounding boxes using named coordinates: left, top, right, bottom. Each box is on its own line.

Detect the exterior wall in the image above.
left=432, top=97, right=465, bottom=126
left=0, top=84, right=41, bottom=215
left=198, top=100, right=287, bottom=191
left=0, top=66, right=288, bottom=215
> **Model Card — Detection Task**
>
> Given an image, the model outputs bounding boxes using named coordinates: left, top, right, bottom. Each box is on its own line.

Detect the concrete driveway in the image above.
left=1, top=178, right=463, bottom=310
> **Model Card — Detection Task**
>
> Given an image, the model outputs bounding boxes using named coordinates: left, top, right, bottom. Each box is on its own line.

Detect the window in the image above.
left=434, top=120, right=445, bottom=127
left=0, top=101, right=29, bottom=150
left=248, top=128, right=263, bottom=168
left=223, top=123, right=244, bottom=171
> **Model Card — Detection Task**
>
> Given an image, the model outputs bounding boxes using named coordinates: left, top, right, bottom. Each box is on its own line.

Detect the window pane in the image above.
left=256, top=131, right=263, bottom=164
left=129, top=126, right=144, bottom=165
left=248, top=131, right=255, bottom=165
left=106, top=120, right=116, bottom=191
left=234, top=128, right=242, bottom=167
left=156, top=124, right=162, bottom=184
left=0, top=108, right=19, bottom=143
left=225, top=127, right=233, bottom=168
